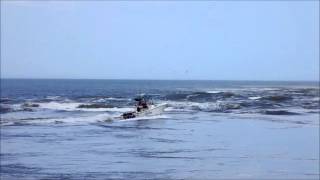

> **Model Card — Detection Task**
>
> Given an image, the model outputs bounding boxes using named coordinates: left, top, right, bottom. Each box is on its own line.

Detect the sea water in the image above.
left=1, top=79, right=319, bottom=179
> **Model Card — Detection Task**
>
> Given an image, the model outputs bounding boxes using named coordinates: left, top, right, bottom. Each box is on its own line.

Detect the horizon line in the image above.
left=1, top=77, right=319, bottom=82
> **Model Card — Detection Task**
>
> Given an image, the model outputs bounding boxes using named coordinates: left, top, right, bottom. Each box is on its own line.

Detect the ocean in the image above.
left=1, top=79, right=319, bottom=179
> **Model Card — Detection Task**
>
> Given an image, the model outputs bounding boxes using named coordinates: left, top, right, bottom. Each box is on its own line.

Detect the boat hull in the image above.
left=136, top=103, right=167, bottom=117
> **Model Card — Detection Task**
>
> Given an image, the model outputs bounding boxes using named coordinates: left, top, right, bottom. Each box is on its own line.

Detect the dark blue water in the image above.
left=1, top=79, right=319, bottom=179
left=1, top=79, right=318, bottom=99
left=1, top=79, right=319, bottom=115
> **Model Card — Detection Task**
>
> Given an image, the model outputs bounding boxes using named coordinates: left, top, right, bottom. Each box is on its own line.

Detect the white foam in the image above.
left=92, top=98, right=106, bottom=103
left=93, top=97, right=131, bottom=103
left=38, top=102, right=134, bottom=112
left=164, top=107, right=196, bottom=112
left=59, top=113, right=114, bottom=124
left=39, top=102, right=82, bottom=111
left=118, top=115, right=169, bottom=122
left=106, top=97, right=131, bottom=101
left=206, top=90, right=222, bottom=94
left=249, top=96, right=262, bottom=100
left=17, top=113, right=115, bottom=125
left=6, top=104, right=26, bottom=111
left=1, top=110, right=169, bottom=125
left=103, top=107, right=134, bottom=113
left=244, top=87, right=281, bottom=91
left=166, top=101, right=223, bottom=112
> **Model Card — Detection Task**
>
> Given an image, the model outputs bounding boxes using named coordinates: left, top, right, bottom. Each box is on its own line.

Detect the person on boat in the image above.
left=135, top=97, right=148, bottom=112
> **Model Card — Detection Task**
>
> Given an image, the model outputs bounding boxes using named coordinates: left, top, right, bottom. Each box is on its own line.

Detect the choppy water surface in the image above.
left=1, top=79, right=319, bottom=179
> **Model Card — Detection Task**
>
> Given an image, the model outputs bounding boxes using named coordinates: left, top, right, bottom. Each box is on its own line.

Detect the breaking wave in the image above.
left=36, top=102, right=134, bottom=112
left=1, top=87, right=319, bottom=126
left=165, top=101, right=241, bottom=113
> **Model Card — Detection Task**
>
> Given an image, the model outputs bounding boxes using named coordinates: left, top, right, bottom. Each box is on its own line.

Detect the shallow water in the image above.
left=1, top=79, right=319, bottom=179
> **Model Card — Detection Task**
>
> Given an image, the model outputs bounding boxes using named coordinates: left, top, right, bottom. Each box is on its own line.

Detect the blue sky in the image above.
left=1, top=1, right=319, bottom=81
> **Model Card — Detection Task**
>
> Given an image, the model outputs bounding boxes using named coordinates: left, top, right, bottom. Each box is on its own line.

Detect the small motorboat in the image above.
left=121, top=103, right=167, bottom=119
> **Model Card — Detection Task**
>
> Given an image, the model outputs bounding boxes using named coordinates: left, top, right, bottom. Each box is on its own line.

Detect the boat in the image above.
left=121, top=103, right=167, bottom=119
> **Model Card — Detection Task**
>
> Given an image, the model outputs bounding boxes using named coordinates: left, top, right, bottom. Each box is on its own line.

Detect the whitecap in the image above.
left=206, top=90, right=222, bottom=94
left=106, top=97, right=131, bottom=101
left=249, top=96, right=262, bottom=100
left=164, top=107, right=196, bottom=112
left=38, top=102, right=82, bottom=111
left=166, top=101, right=226, bottom=112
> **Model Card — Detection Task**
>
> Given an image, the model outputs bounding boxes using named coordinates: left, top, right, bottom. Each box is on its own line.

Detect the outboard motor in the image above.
left=122, top=112, right=136, bottom=119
